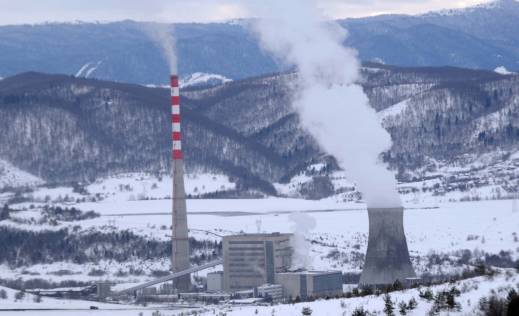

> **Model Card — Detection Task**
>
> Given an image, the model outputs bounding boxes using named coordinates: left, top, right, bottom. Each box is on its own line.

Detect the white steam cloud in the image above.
left=288, top=212, right=316, bottom=269
left=144, top=22, right=178, bottom=74
left=251, top=0, right=401, bottom=208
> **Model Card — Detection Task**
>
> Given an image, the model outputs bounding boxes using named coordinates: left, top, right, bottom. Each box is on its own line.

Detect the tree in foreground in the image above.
left=384, top=294, right=395, bottom=316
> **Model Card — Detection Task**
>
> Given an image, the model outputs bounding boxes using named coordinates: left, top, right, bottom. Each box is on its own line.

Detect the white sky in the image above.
left=0, top=0, right=494, bottom=25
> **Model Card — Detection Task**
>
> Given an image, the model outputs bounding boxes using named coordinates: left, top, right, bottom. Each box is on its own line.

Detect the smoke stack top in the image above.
left=171, top=75, right=182, bottom=160
left=251, top=0, right=401, bottom=208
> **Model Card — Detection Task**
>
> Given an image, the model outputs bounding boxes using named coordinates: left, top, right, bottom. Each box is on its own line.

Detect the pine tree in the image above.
left=384, top=294, right=395, bottom=316
left=407, top=297, right=418, bottom=310
left=398, top=301, right=407, bottom=315
left=0, top=204, right=10, bottom=221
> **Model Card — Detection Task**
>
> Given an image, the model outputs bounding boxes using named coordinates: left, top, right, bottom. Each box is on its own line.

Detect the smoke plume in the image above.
left=144, top=22, right=178, bottom=74
left=251, top=0, right=401, bottom=208
left=288, top=212, right=316, bottom=269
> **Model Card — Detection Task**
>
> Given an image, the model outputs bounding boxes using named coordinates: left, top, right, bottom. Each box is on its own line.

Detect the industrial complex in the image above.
left=68, top=72, right=417, bottom=305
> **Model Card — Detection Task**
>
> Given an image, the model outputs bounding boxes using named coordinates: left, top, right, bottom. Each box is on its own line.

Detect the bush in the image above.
left=0, top=204, right=10, bottom=221
left=407, top=297, right=418, bottom=310
left=352, top=307, right=368, bottom=316
left=0, top=289, right=7, bottom=299
left=0, top=278, right=89, bottom=290
left=150, top=270, right=170, bottom=278
left=87, top=269, right=105, bottom=277
left=478, top=295, right=506, bottom=316
left=419, top=288, right=434, bottom=301
left=398, top=301, right=407, bottom=315
left=14, top=291, right=24, bottom=301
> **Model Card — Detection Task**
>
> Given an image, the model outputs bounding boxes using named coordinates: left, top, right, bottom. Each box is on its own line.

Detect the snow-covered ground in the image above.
left=21, top=172, right=235, bottom=204
left=191, top=270, right=519, bottom=316
left=3, top=197, right=518, bottom=278
left=2, top=190, right=518, bottom=315
left=2, top=171, right=518, bottom=315
left=0, top=285, right=136, bottom=310
left=2, top=271, right=517, bottom=315
left=0, top=159, right=44, bottom=190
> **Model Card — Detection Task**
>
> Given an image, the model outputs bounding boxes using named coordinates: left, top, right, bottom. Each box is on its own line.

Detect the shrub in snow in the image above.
left=351, top=307, right=370, bottom=316
left=478, top=294, right=507, bottom=316
left=407, top=297, right=418, bottom=310
left=419, top=288, right=434, bottom=301
left=14, top=291, right=24, bottom=301
left=301, top=306, right=312, bottom=315
left=87, top=269, right=105, bottom=276
left=0, top=289, right=7, bottom=299
left=428, top=287, right=461, bottom=314
left=398, top=301, right=407, bottom=315
left=0, top=204, right=10, bottom=221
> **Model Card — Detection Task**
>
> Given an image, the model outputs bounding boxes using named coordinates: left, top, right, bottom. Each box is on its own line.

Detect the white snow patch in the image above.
left=75, top=63, right=90, bottom=77
left=494, top=66, right=514, bottom=75
left=85, top=172, right=235, bottom=202
left=180, top=72, right=232, bottom=88
left=84, top=61, right=103, bottom=78
left=378, top=99, right=410, bottom=121
left=0, top=159, right=44, bottom=190
left=75, top=61, right=102, bottom=78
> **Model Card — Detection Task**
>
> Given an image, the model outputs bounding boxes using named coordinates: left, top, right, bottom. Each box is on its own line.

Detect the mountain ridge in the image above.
left=1, top=64, right=518, bottom=198
left=0, top=0, right=518, bottom=84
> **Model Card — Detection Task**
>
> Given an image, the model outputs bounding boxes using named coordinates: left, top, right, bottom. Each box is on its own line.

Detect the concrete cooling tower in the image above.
left=359, top=207, right=416, bottom=286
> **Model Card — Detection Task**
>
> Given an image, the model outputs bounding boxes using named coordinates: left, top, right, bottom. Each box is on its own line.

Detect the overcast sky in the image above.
left=0, top=0, right=493, bottom=25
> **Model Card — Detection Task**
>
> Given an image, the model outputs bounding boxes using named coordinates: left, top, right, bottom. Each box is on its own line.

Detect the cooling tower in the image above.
left=359, top=207, right=416, bottom=286
left=170, top=75, right=191, bottom=291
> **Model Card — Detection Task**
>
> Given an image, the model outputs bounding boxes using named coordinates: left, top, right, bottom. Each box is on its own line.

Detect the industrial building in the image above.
left=359, top=207, right=417, bottom=286
left=256, top=284, right=284, bottom=302
left=222, top=233, right=293, bottom=291
left=207, top=271, right=224, bottom=292
left=276, top=271, right=343, bottom=300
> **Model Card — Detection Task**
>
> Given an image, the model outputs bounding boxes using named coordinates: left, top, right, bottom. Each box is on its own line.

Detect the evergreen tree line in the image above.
left=0, top=227, right=221, bottom=267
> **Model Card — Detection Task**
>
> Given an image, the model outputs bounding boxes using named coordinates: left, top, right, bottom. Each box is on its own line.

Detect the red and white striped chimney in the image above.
left=171, top=75, right=182, bottom=160
left=170, top=74, right=191, bottom=291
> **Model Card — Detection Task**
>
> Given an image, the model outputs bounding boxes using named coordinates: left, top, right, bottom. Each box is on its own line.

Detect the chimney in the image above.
left=170, top=74, right=191, bottom=291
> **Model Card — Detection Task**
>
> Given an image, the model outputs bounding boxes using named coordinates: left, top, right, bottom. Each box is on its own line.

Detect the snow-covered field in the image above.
left=0, top=285, right=137, bottom=311
left=4, top=197, right=518, bottom=278
left=1, top=173, right=518, bottom=315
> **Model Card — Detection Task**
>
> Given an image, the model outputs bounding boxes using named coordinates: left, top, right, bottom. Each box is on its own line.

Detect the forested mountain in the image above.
left=0, top=0, right=518, bottom=84
left=1, top=64, right=518, bottom=196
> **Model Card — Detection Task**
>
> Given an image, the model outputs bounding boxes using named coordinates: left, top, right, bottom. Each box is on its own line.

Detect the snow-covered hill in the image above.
left=0, top=159, right=43, bottom=190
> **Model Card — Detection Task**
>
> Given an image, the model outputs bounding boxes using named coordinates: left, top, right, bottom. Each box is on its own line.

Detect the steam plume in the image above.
left=288, top=212, right=316, bottom=269
left=144, top=22, right=178, bottom=74
left=251, top=0, right=401, bottom=208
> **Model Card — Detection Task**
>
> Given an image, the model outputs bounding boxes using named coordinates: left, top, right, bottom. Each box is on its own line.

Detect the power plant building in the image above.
left=223, top=233, right=293, bottom=291
left=207, top=271, right=224, bottom=292
left=276, top=271, right=343, bottom=300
